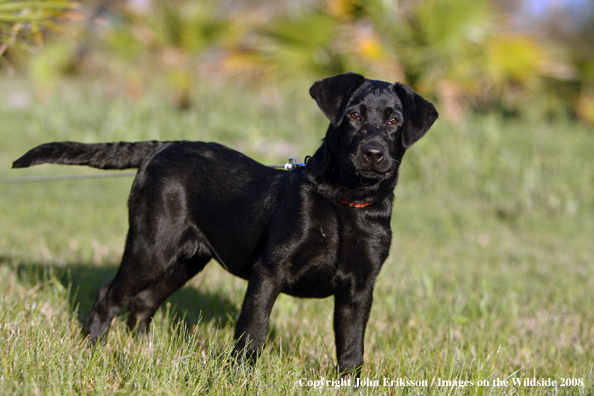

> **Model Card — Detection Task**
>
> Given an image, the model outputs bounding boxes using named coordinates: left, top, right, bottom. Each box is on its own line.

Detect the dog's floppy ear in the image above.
left=393, top=83, right=438, bottom=148
left=310, top=72, right=366, bottom=128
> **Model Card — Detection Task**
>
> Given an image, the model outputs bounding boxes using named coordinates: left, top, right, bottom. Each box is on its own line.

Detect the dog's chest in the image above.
left=336, top=215, right=390, bottom=268
left=280, top=212, right=391, bottom=298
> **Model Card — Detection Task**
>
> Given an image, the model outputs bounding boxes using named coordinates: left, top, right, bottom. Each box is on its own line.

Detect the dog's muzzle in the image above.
left=354, top=141, right=392, bottom=177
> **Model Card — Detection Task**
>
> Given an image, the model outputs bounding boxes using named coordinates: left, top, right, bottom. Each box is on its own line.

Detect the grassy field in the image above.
left=1, top=78, right=593, bottom=395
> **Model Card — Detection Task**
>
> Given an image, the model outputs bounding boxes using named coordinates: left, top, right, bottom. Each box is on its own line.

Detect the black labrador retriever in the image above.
left=13, top=72, right=437, bottom=375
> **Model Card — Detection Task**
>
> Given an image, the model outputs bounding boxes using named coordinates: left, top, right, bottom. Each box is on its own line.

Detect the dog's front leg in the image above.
left=333, top=288, right=374, bottom=377
left=233, top=263, right=281, bottom=362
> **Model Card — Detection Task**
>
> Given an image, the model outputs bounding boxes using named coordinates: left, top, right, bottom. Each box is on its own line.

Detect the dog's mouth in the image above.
left=357, top=166, right=392, bottom=179
left=338, top=149, right=395, bottom=183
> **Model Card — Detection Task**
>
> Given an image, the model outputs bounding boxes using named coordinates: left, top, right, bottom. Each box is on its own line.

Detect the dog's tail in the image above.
left=12, top=141, right=170, bottom=170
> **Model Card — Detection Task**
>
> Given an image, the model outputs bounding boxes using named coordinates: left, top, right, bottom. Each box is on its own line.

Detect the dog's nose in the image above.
left=362, top=145, right=385, bottom=164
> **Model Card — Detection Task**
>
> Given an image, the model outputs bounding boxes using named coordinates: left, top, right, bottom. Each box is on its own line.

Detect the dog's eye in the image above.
left=388, top=117, right=400, bottom=125
left=350, top=112, right=361, bottom=120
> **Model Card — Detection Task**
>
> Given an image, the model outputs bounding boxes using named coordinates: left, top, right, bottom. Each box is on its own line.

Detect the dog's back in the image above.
left=129, top=142, right=287, bottom=275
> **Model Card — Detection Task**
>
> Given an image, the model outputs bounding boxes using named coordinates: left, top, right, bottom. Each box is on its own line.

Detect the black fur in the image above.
left=13, top=73, right=437, bottom=376
left=12, top=141, right=169, bottom=169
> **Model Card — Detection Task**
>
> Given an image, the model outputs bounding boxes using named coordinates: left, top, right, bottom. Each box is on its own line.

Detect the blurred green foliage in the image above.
left=1, top=0, right=593, bottom=125
left=0, top=0, right=78, bottom=56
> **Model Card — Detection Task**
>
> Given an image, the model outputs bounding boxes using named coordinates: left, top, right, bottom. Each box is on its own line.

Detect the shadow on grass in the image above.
left=6, top=259, right=239, bottom=335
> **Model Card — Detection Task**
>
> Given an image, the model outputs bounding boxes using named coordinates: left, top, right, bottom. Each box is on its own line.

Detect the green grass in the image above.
left=1, top=77, right=593, bottom=395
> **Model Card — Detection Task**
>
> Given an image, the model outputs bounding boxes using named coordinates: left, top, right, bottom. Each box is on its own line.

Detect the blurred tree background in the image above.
left=1, top=0, right=593, bottom=124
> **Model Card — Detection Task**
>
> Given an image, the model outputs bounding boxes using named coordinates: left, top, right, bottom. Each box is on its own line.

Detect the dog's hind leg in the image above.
left=86, top=260, right=147, bottom=344
left=127, top=255, right=210, bottom=335
left=86, top=246, right=187, bottom=344
left=86, top=178, right=207, bottom=344
left=86, top=275, right=128, bottom=345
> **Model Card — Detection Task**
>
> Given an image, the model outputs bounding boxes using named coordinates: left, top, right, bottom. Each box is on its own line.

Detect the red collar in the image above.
left=339, top=200, right=374, bottom=208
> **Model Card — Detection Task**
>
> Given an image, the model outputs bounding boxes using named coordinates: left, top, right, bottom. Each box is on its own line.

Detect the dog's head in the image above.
left=309, top=72, right=438, bottom=188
